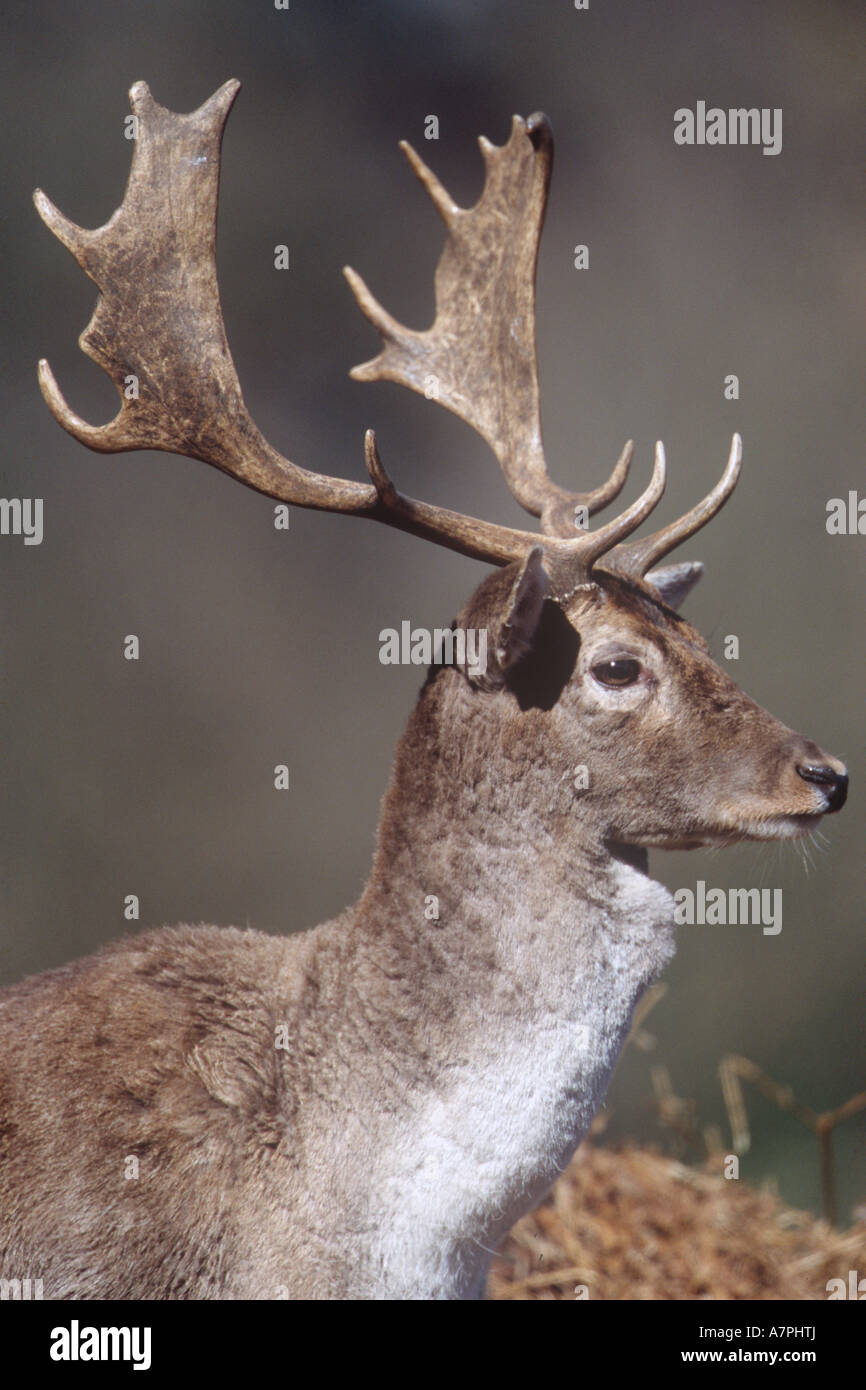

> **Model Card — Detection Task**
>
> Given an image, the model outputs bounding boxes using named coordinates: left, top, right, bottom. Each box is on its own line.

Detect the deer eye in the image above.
left=591, top=657, right=642, bottom=688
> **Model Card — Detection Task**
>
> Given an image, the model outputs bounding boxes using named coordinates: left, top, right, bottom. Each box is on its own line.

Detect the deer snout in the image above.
left=796, top=756, right=849, bottom=813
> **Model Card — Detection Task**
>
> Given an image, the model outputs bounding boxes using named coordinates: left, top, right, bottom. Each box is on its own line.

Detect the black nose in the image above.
left=797, top=761, right=849, bottom=812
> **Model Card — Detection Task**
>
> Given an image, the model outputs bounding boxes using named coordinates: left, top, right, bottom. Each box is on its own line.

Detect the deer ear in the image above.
left=645, top=560, right=703, bottom=610
left=494, top=546, right=549, bottom=672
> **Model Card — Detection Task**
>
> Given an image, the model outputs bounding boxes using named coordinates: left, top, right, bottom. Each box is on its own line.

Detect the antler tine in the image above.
left=34, top=79, right=385, bottom=514
left=564, top=443, right=666, bottom=581
left=35, top=81, right=740, bottom=606
left=345, top=112, right=633, bottom=538
left=604, top=434, right=743, bottom=580
left=34, top=80, right=559, bottom=569
left=362, top=430, right=540, bottom=565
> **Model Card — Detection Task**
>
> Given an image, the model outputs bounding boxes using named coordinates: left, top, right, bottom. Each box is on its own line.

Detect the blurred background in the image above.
left=1, top=0, right=863, bottom=1224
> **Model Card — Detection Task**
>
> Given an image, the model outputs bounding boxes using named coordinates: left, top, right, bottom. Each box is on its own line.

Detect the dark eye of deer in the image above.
left=592, top=657, right=641, bottom=687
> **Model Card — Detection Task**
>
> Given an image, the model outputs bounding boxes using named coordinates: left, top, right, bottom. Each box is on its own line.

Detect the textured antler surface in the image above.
left=35, top=80, right=742, bottom=599
left=36, top=80, right=242, bottom=460
left=606, top=433, right=742, bottom=577
left=35, top=79, right=377, bottom=513
left=346, top=115, right=632, bottom=538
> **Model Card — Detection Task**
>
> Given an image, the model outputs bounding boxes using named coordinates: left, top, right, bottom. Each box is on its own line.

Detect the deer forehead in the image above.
left=565, top=584, right=711, bottom=664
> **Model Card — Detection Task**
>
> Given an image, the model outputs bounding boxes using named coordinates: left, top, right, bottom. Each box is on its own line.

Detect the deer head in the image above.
left=34, top=79, right=842, bottom=860
left=430, top=560, right=847, bottom=859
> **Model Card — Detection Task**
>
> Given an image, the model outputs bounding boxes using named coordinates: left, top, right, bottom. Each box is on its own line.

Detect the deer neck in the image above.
left=360, top=665, right=676, bottom=961
left=333, top=674, right=676, bottom=1288
left=356, top=702, right=676, bottom=1046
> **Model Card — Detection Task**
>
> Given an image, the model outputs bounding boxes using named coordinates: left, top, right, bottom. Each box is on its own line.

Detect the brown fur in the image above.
left=0, top=567, right=846, bottom=1298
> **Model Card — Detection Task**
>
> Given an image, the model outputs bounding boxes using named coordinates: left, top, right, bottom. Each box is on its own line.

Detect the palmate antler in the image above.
left=35, top=80, right=740, bottom=599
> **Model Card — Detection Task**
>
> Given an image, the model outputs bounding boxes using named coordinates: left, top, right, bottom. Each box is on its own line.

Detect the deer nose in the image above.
left=796, top=759, right=849, bottom=812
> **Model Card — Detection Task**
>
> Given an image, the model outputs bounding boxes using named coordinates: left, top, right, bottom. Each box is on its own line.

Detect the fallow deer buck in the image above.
left=1, top=80, right=847, bottom=1301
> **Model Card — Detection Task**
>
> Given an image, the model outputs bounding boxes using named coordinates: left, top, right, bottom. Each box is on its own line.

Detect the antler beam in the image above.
left=35, top=79, right=741, bottom=598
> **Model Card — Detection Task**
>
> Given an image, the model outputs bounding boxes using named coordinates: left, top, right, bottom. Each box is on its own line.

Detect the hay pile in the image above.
left=487, top=1142, right=866, bottom=1300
